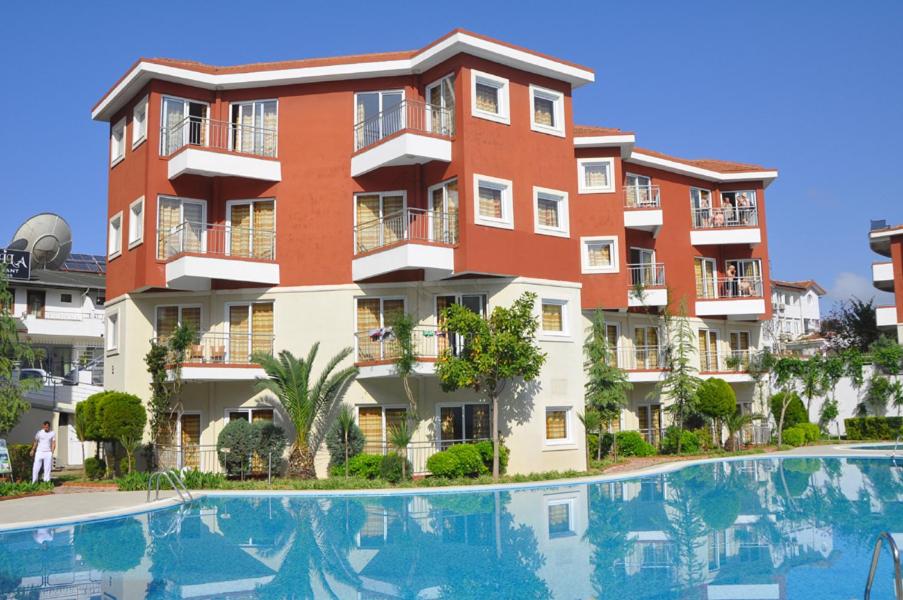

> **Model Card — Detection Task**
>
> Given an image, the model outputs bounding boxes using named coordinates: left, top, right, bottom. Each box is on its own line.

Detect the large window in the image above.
left=439, top=404, right=490, bottom=447
left=108, top=212, right=122, bottom=259
left=227, top=199, right=276, bottom=259
left=355, top=192, right=405, bottom=253
left=128, top=197, right=144, bottom=248
left=354, top=90, right=404, bottom=149
left=578, top=158, right=615, bottom=194
left=529, top=85, right=565, bottom=136
left=157, top=196, right=206, bottom=258
left=471, top=70, right=510, bottom=124
left=625, top=173, right=657, bottom=208
left=230, top=100, right=278, bottom=157
left=699, top=329, right=719, bottom=371
left=724, top=259, right=763, bottom=298
left=473, top=175, right=513, bottom=229
left=720, top=191, right=758, bottom=226
left=533, top=187, right=569, bottom=237
left=545, top=407, right=572, bottom=444
left=428, top=179, right=459, bottom=244
left=132, top=96, right=147, bottom=148
left=637, top=404, right=662, bottom=445
left=634, top=326, right=660, bottom=369
left=694, top=257, right=717, bottom=298
left=226, top=302, right=274, bottom=363
left=581, top=236, right=618, bottom=274
left=690, top=188, right=713, bottom=228
left=155, top=305, right=201, bottom=339
left=436, top=294, right=486, bottom=355
left=426, top=74, right=456, bottom=135
left=358, top=406, right=408, bottom=453
left=110, top=118, right=126, bottom=165
left=161, top=96, right=209, bottom=155
left=356, top=297, right=405, bottom=361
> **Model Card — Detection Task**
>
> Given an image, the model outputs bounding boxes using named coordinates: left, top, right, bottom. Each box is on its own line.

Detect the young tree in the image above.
left=0, top=271, right=41, bottom=434
left=655, top=304, right=702, bottom=453
left=820, top=297, right=879, bottom=352
left=578, top=408, right=603, bottom=464
left=391, top=312, right=419, bottom=416
left=583, top=311, right=632, bottom=460
left=696, top=378, right=737, bottom=448
left=724, top=409, right=759, bottom=452
left=98, top=392, right=147, bottom=474
left=798, top=355, right=826, bottom=420
left=435, top=292, right=546, bottom=480
left=388, top=419, right=413, bottom=480
left=772, top=357, right=804, bottom=446
left=331, top=405, right=357, bottom=477
left=144, top=323, right=193, bottom=448
left=253, top=344, right=358, bottom=478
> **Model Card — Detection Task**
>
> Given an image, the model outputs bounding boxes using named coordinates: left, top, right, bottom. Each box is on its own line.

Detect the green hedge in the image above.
left=427, top=444, right=487, bottom=478
left=0, top=481, right=53, bottom=497
left=782, top=427, right=807, bottom=447
left=797, top=422, right=821, bottom=443
left=8, top=444, right=32, bottom=482
left=845, top=417, right=903, bottom=440
left=660, top=428, right=701, bottom=455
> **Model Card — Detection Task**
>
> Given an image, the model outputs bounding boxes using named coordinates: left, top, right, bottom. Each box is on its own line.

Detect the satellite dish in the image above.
left=10, top=213, right=73, bottom=271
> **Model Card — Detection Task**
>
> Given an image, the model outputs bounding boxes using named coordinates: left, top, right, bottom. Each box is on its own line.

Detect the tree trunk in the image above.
left=288, top=443, right=316, bottom=479
left=343, top=430, right=349, bottom=478
left=610, top=421, right=617, bottom=461
left=777, top=400, right=788, bottom=447
left=491, top=393, right=499, bottom=481
left=402, top=376, right=417, bottom=417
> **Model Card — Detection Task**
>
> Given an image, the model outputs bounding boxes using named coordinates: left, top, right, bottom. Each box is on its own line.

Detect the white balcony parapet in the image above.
left=20, top=311, right=104, bottom=338
left=627, top=263, right=667, bottom=307
left=872, top=261, right=895, bottom=292
left=160, top=221, right=280, bottom=290
left=161, top=117, right=281, bottom=181
left=153, top=332, right=272, bottom=381
left=623, top=185, right=663, bottom=235
left=351, top=99, right=453, bottom=177
left=877, top=305, right=898, bottom=329
left=695, top=275, right=766, bottom=319
left=352, top=208, right=457, bottom=281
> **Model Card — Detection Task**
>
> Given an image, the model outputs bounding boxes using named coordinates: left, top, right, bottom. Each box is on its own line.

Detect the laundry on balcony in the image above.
left=368, top=327, right=394, bottom=341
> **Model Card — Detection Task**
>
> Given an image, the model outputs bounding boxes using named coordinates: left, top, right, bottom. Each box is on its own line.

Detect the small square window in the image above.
left=473, top=175, right=513, bottom=229
left=540, top=299, right=568, bottom=336
left=529, top=85, right=565, bottom=137
left=533, top=187, right=569, bottom=237
left=581, top=236, right=618, bottom=274
left=132, top=96, right=148, bottom=148
left=128, top=197, right=144, bottom=248
left=108, top=212, right=122, bottom=259
left=471, top=70, right=510, bottom=124
left=110, top=117, right=126, bottom=166
left=60, top=293, right=72, bottom=304
left=578, top=158, right=615, bottom=194
left=545, top=407, right=571, bottom=443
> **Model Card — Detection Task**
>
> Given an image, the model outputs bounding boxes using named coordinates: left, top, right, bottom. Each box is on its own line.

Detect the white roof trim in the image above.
left=627, top=151, right=778, bottom=186
left=573, top=134, right=635, bottom=158
left=869, top=227, right=903, bottom=240
left=92, top=32, right=595, bottom=121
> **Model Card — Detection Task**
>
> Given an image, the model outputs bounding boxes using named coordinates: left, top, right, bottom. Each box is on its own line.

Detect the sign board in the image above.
left=1, top=249, right=31, bottom=281
left=0, top=439, right=11, bottom=476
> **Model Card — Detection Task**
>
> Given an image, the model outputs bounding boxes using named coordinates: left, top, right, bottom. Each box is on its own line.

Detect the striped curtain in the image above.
left=537, top=197, right=559, bottom=228
left=157, top=198, right=181, bottom=258
left=478, top=186, right=502, bottom=219
left=466, top=405, right=489, bottom=440
left=546, top=410, right=567, bottom=439
left=156, top=306, right=179, bottom=340
left=385, top=408, right=406, bottom=442
left=230, top=204, right=252, bottom=257
left=251, top=303, right=274, bottom=355
left=587, top=242, right=611, bottom=268
left=253, top=201, right=275, bottom=259
left=381, top=195, right=404, bottom=245
left=229, top=305, right=250, bottom=363
left=356, top=299, right=381, bottom=361
left=534, top=96, right=554, bottom=126
left=356, top=195, right=380, bottom=252
left=542, top=303, right=563, bottom=332
left=475, top=83, right=498, bottom=113
left=180, top=414, right=200, bottom=469
left=584, top=163, right=609, bottom=189
left=359, top=407, right=383, bottom=453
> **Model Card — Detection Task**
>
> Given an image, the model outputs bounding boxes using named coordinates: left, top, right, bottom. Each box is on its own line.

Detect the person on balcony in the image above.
left=723, top=264, right=739, bottom=297
left=712, top=208, right=725, bottom=228
left=29, top=421, right=56, bottom=483
left=737, top=193, right=753, bottom=224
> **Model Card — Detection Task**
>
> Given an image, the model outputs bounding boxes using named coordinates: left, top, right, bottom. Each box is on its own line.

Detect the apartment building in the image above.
left=93, top=30, right=778, bottom=475
left=765, top=279, right=825, bottom=355
left=870, top=220, right=903, bottom=343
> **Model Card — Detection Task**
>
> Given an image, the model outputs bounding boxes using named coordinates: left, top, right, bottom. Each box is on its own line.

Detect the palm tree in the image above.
left=388, top=419, right=414, bottom=480
left=253, top=344, right=358, bottom=478
left=724, top=409, right=759, bottom=452
left=335, top=405, right=356, bottom=478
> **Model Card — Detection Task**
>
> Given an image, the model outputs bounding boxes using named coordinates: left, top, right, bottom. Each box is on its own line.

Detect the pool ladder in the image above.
left=864, top=532, right=903, bottom=599
left=147, top=470, right=193, bottom=504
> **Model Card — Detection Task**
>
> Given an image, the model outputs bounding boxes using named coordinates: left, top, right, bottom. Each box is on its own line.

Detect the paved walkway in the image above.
left=0, top=443, right=894, bottom=531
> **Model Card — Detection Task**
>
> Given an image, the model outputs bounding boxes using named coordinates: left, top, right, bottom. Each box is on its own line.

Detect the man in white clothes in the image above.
left=30, top=421, right=56, bottom=483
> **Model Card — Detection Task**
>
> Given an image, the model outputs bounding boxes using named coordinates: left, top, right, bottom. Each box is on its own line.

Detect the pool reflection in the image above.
left=1, top=458, right=901, bottom=599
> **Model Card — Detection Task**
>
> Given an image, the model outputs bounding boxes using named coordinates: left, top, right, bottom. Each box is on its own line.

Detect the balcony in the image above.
left=155, top=332, right=272, bottom=381
left=627, top=263, right=667, bottom=307
left=353, top=325, right=448, bottom=379
left=161, top=117, right=281, bottom=182
left=160, top=221, right=280, bottom=291
left=616, top=346, right=667, bottom=383
left=352, top=208, right=457, bottom=281
left=623, top=186, right=663, bottom=235
left=695, top=276, right=767, bottom=320
left=351, top=99, right=453, bottom=177
left=872, top=261, right=895, bottom=292
left=699, top=350, right=756, bottom=382
left=877, top=305, right=898, bottom=330
left=689, top=206, right=761, bottom=246
left=20, top=310, right=104, bottom=338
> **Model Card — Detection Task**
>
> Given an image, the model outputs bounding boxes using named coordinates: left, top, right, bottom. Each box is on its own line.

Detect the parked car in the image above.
left=14, top=368, right=49, bottom=385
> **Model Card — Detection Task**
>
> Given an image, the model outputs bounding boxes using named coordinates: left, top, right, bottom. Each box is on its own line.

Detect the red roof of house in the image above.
left=633, top=146, right=774, bottom=174
left=573, top=124, right=633, bottom=137
left=771, top=279, right=827, bottom=295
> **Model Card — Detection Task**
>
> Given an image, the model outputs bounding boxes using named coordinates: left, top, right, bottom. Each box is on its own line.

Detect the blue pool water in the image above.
left=850, top=443, right=899, bottom=450
left=1, top=457, right=901, bottom=599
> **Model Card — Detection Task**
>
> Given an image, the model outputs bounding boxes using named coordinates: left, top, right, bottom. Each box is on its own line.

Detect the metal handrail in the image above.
left=691, top=205, right=758, bottom=229
left=627, top=263, right=666, bottom=287
left=159, top=220, right=276, bottom=261
left=353, top=207, right=458, bottom=254
left=697, top=275, right=764, bottom=299
left=624, top=185, right=661, bottom=209
left=353, top=98, right=455, bottom=151
left=161, top=116, right=278, bottom=158
left=864, top=531, right=903, bottom=599
left=147, top=470, right=193, bottom=503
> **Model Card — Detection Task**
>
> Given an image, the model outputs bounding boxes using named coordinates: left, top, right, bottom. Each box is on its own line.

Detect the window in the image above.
left=106, top=311, right=119, bottom=352
left=358, top=406, right=408, bottom=453
left=110, top=117, right=126, bottom=165
left=724, top=260, right=763, bottom=298
left=730, top=331, right=751, bottom=369
left=690, top=188, right=713, bottom=228
left=157, top=196, right=206, bottom=259
left=108, top=212, right=122, bottom=259
left=699, top=329, right=719, bottom=371
left=226, top=302, right=274, bottom=363
left=694, top=257, right=717, bottom=298
left=95, top=294, right=105, bottom=306
left=355, top=192, right=406, bottom=252
left=470, top=70, right=510, bottom=124
left=354, top=90, right=404, bottom=149
left=428, top=179, right=459, bottom=243
left=227, top=199, right=276, bottom=259
left=577, top=158, right=615, bottom=194
left=355, top=297, right=405, bottom=361
left=27, top=290, right=45, bottom=318
left=625, top=173, right=657, bottom=208
left=533, top=187, right=569, bottom=237
left=155, top=305, right=202, bottom=339
left=529, top=85, right=565, bottom=136
left=546, top=498, right=576, bottom=538
left=581, top=236, right=618, bottom=274
left=132, top=96, right=147, bottom=148
left=60, top=293, right=72, bottom=304
left=128, top=197, right=144, bottom=248
left=426, top=74, right=456, bottom=135
left=540, top=299, right=568, bottom=336
left=161, top=96, right=209, bottom=155
left=231, top=100, right=278, bottom=157
left=634, top=327, right=661, bottom=369
left=439, top=404, right=491, bottom=447
left=545, top=407, right=571, bottom=444
left=604, top=322, right=620, bottom=367
left=637, top=405, right=662, bottom=445
left=436, top=294, right=486, bottom=355
left=719, top=191, right=758, bottom=226
left=473, top=175, right=513, bottom=229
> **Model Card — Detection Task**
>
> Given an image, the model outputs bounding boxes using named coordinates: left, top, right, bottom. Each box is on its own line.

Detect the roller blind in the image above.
left=359, top=407, right=383, bottom=453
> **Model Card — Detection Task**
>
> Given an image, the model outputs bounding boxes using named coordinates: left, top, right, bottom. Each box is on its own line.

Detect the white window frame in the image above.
left=108, top=211, right=123, bottom=259
left=470, top=70, right=510, bottom=125
left=425, top=73, right=456, bottom=135
left=544, top=406, right=573, bottom=445
left=545, top=495, right=577, bottom=539
left=577, top=157, right=615, bottom=194
left=156, top=195, right=208, bottom=259
left=225, top=198, right=277, bottom=258
left=229, top=99, right=279, bottom=156
left=539, top=298, right=570, bottom=338
left=472, top=174, right=513, bottom=229
left=529, top=84, right=565, bottom=137
left=132, top=95, right=148, bottom=148
left=580, top=236, right=619, bottom=274
left=353, top=191, right=408, bottom=251
left=105, top=310, right=119, bottom=353
left=128, top=196, right=144, bottom=249
left=532, top=186, right=569, bottom=237
left=729, top=330, right=751, bottom=352
left=153, top=304, right=203, bottom=337
left=160, top=96, right=210, bottom=155
left=110, top=117, right=126, bottom=166
left=223, top=300, right=276, bottom=362
left=427, top=178, right=459, bottom=243
left=355, top=404, right=409, bottom=447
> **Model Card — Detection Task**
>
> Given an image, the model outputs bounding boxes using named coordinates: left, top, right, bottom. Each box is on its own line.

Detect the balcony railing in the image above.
left=161, top=117, right=278, bottom=158
left=153, top=332, right=274, bottom=365
left=159, top=221, right=276, bottom=261
left=355, top=325, right=464, bottom=363
left=616, top=346, right=668, bottom=370
left=628, top=263, right=666, bottom=288
left=691, top=206, right=758, bottom=229
left=354, top=208, right=458, bottom=255
left=697, top=276, right=764, bottom=299
left=625, top=185, right=661, bottom=209
left=699, top=350, right=756, bottom=372
left=353, top=99, right=455, bottom=152
left=21, top=310, right=104, bottom=321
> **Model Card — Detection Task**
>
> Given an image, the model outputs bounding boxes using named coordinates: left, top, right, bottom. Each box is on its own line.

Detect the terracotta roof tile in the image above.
left=573, top=124, right=633, bottom=137
left=633, top=146, right=774, bottom=173
left=771, top=279, right=827, bottom=295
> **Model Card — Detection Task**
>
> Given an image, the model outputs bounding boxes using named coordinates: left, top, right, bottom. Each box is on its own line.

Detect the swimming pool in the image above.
left=1, top=457, right=901, bottom=599
left=850, top=443, right=900, bottom=451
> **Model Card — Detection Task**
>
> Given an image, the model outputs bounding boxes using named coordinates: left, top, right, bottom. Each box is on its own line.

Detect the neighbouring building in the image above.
left=869, top=219, right=903, bottom=344
left=93, top=30, right=778, bottom=475
left=765, top=279, right=826, bottom=356
left=6, top=253, right=106, bottom=467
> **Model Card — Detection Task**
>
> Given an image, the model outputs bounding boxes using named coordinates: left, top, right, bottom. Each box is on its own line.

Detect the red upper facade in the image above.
left=96, top=29, right=777, bottom=321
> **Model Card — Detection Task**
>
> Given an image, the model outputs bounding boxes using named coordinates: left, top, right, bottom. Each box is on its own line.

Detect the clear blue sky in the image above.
left=1, top=1, right=899, bottom=307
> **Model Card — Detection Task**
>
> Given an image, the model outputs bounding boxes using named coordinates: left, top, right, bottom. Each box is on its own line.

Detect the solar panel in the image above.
left=59, top=253, right=106, bottom=274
